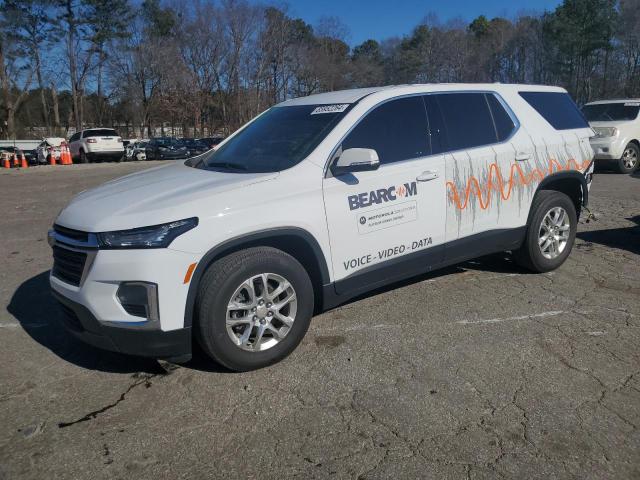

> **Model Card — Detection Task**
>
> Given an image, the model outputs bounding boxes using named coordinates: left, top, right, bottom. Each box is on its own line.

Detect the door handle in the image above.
left=416, top=170, right=439, bottom=182
left=515, top=152, right=531, bottom=161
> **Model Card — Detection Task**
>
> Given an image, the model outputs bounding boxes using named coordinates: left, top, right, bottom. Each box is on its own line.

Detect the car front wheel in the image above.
left=195, top=247, right=314, bottom=371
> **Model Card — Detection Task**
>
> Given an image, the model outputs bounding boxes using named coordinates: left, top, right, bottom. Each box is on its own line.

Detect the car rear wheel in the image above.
left=513, top=190, right=577, bottom=273
left=195, top=247, right=314, bottom=371
left=80, top=150, right=89, bottom=164
left=618, top=143, right=639, bottom=174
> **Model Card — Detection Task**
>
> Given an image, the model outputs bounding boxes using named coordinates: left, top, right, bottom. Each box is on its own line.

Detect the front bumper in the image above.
left=53, top=290, right=191, bottom=360
left=49, top=228, right=200, bottom=360
left=589, top=137, right=625, bottom=160
left=87, top=151, right=124, bottom=161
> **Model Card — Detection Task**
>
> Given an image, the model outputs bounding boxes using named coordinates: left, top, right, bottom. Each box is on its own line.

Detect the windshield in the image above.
left=582, top=102, right=640, bottom=121
left=192, top=104, right=351, bottom=173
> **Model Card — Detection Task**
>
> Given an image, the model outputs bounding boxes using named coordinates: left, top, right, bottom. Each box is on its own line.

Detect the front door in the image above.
left=322, top=96, right=447, bottom=294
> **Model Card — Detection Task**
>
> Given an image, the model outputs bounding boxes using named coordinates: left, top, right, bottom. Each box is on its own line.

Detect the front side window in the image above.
left=341, top=96, right=429, bottom=165
left=195, top=104, right=350, bottom=173
left=582, top=102, right=640, bottom=122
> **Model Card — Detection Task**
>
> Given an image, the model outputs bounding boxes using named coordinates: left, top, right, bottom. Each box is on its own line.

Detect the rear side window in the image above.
left=423, top=95, right=448, bottom=155
left=486, top=94, right=516, bottom=141
left=83, top=129, right=118, bottom=138
left=434, top=93, right=497, bottom=150
left=342, top=96, right=429, bottom=165
left=519, top=92, right=588, bottom=130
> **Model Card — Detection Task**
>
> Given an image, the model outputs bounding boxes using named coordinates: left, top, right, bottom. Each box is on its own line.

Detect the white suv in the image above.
left=68, top=128, right=125, bottom=163
left=583, top=99, right=640, bottom=173
left=49, top=84, right=595, bottom=371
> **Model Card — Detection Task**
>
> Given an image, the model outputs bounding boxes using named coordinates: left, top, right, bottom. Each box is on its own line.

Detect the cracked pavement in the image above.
left=0, top=162, right=638, bottom=479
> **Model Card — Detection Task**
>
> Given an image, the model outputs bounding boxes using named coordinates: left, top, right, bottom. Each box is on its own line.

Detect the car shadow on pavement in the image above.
left=7, top=271, right=167, bottom=374
left=329, top=251, right=532, bottom=312
left=577, top=215, right=640, bottom=255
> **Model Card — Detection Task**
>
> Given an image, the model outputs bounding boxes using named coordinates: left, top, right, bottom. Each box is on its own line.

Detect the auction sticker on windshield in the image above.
left=311, top=104, right=350, bottom=114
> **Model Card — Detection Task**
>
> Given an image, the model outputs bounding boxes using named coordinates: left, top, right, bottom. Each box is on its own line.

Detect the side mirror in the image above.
left=331, top=148, right=380, bottom=176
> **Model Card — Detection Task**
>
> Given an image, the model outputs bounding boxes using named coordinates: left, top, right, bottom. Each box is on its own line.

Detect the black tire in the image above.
left=617, top=143, right=639, bottom=174
left=513, top=190, right=577, bottom=273
left=195, top=247, right=314, bottom=371
left=80, top=150, right=89, bottom=164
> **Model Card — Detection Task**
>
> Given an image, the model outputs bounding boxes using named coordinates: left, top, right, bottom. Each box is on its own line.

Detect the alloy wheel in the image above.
left=622, top=147, right=638, bottom=170
left=538, top=206, right=570, bottom=260
left=225, top=273, right=297, bottom=352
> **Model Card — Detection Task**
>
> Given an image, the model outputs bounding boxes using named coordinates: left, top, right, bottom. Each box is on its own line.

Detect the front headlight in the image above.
left=97, top=217, right=198, bottom=249
left=593, top=127, right=618, bottom=138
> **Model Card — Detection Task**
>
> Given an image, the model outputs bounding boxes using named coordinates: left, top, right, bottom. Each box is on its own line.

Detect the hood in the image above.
left=56, top=162, right=278, bottom=231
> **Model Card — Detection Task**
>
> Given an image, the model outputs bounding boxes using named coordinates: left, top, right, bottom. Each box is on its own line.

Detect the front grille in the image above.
left=52, top=246, right=87, bottom=286
left=54, top=224, right=89, bottom=243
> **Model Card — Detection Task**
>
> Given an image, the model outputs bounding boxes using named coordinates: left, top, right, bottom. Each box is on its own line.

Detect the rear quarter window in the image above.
left=519, top=92, right=588, bottom=130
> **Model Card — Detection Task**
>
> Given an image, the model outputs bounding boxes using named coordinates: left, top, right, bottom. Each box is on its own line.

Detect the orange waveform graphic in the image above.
left=446, top=157, right=591, bottom=211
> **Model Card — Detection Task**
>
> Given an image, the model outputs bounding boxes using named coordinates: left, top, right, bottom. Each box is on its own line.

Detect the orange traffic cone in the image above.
left=12, top=153, right=19, bottom=167
left=64, top=145, right=72, bottom=165
left=20, top=153, right=28, bottom=168
left=2, top=154, right=10, bottom=169
left=48, top=153, right=56, bottom=166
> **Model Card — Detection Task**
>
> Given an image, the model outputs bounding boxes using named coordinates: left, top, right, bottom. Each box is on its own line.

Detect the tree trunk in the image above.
left=51, top=82, right=61, bottom=131
left=34, top=49, right=49, bottom=131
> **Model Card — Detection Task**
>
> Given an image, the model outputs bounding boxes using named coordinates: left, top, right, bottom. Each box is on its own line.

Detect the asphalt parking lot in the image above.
left=0, top=162, right=638, bottom=479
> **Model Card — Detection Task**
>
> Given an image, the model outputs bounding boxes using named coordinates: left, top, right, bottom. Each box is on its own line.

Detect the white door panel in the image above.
left=323, top=155, right=446, bottom=284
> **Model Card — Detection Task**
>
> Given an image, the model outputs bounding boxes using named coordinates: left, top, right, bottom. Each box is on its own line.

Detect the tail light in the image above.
left=87, top=138, right=97, bottom=143
left=47, top=147, right=52, bottom=153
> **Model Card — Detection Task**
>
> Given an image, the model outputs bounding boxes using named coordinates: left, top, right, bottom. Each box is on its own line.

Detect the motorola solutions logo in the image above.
left=348, top=182, right=418, bottom=211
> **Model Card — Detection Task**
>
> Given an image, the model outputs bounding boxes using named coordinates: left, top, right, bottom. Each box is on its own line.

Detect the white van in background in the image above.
left=582, top=99, right=640, bottom=173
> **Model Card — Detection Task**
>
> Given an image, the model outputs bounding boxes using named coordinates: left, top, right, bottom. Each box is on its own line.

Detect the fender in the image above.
left=183, top=227, right=330, bottom=328
left=536, top=168, right=590, bottom=207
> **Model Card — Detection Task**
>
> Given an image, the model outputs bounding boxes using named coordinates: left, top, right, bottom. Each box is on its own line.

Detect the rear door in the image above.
left=428, top=92, right=531, bottom=245
left=322, top=96, right=447, bottom=294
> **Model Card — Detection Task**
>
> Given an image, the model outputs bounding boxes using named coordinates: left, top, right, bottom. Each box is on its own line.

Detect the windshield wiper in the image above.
left=206, top=161, right=248, bottom=171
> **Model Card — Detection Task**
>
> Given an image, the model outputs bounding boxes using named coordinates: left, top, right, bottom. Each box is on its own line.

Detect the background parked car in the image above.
left=125, top=141, right=148, bottom=161
left=145, top=137, right=189, bottom=160
left=198, top=136, right=225, bottom=150
left=582, top=99, right=640, bottom=174
left=68, top=128, right=124, bottom=163
left=0, top=146, right=37, bottom=165
left=182, top=138, right=210, bottom=157
left=36, top=137, right=65, bottom=164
